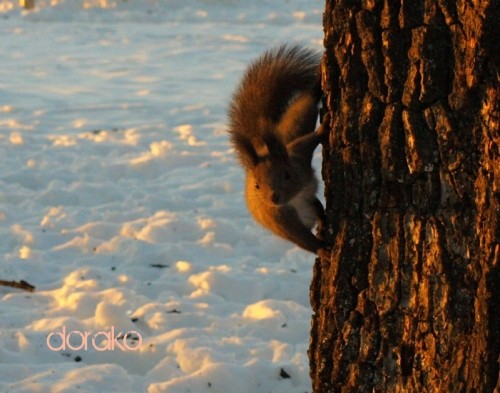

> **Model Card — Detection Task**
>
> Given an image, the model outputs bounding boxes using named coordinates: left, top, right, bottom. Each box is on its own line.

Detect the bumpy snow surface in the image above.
left=0, top=1, right=324, bottom=392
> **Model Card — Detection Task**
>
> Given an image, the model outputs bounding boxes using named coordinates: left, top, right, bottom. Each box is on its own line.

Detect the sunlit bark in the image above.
left=309, top=1, right=500, bottom=392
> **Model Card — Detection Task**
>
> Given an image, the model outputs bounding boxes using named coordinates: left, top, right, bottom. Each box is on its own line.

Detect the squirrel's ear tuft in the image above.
left=263, top=132, right=288, bottom=162
left=231, top=134, right=259, bottom=168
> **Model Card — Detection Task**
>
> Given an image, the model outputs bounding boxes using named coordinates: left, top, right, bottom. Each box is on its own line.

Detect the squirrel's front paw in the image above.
left=317, top=247, right=332, bottom=261
left=321, top=112, right=331, bottom=124
left=316, top=112, right=330, bottom=141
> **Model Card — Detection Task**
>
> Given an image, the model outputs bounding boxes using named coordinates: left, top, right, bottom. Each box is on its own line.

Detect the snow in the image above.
left=0, top=1, right=324, bottom=392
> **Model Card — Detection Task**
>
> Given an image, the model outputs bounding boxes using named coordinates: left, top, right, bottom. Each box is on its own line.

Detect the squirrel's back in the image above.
left=228, top=44, right=321, bottom=148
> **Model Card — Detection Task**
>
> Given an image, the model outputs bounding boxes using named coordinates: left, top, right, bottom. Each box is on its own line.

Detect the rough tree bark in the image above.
left=309, top=1, right=499, bottom=392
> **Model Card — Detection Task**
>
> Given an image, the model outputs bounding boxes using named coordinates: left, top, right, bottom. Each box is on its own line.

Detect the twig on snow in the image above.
left=0, top=279, right=35, bottom=292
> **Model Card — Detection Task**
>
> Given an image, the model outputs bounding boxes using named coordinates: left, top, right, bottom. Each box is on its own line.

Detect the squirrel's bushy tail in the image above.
left=228, top=44, right=321, bottom=145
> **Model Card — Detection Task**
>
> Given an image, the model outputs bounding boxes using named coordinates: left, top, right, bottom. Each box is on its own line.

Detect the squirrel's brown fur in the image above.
left=228, top=44, right=329, bottom=256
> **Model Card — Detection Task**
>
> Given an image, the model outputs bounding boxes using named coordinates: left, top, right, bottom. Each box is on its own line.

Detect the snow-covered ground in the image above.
left=0, top=1, right=324, bottom=392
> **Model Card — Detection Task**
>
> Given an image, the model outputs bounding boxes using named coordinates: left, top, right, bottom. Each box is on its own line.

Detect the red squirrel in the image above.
left=228, top=44, right=330, bottom=257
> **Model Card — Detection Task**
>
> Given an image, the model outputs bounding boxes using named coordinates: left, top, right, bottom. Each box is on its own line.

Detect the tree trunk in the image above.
left=309, top=1, right=500, bottom=392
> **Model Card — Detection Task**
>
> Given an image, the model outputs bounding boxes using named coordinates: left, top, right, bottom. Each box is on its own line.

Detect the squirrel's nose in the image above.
left=271, top=193, right=281, bottom=204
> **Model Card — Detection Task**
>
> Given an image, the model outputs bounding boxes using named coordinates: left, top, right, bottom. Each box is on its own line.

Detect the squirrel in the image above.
left=227, top=44, right=330, bottom=258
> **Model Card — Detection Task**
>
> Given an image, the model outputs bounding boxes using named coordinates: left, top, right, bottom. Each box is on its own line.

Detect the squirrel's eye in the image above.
left=283, top=171, right=290, bottom=180
left=255, top=183, right=260, bottom=190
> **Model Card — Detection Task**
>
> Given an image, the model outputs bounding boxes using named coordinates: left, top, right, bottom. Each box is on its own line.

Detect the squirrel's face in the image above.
left=249, top=158, right=304, bottom=207
left=239, top=131, right=310, bottom=207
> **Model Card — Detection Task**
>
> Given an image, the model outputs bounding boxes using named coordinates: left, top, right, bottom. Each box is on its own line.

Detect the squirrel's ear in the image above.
left=263, top=133, right=288, bottom=162
left=231, top=134, right=259, bottom=168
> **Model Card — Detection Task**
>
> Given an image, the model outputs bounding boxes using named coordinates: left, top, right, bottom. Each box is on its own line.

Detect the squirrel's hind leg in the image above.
left=277, top=92, right=319, bottom=143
